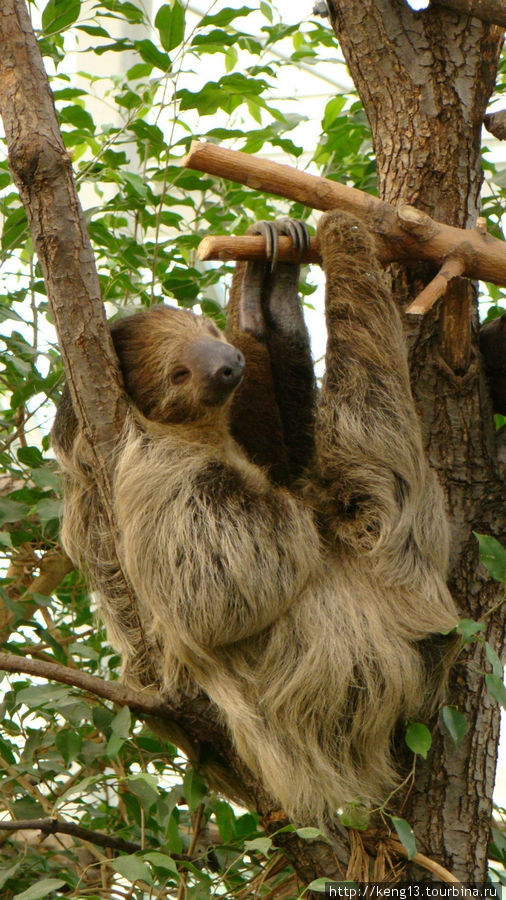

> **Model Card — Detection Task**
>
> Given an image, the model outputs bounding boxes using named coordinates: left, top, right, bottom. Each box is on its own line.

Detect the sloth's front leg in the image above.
left=239, top=218, right=309, bottom=339
left=240, top=218, right=316, bottom=481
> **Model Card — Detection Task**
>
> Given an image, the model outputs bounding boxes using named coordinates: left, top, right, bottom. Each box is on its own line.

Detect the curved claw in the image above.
left=276, top=218, right=310, bottom=262
left=248, top=218, right=309, bottom=268
left=249, top=221, right=279, bottom=271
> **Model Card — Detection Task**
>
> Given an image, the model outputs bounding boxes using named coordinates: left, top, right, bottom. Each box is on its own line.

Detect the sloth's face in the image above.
left=111, top=305, right=245, bottom=424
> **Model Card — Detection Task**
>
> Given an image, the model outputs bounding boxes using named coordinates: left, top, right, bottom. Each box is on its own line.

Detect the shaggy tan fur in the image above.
left=52, top=211, right=458, bottom=826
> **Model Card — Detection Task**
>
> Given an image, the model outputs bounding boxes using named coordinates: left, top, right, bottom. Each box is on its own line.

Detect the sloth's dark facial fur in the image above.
left=111, top=306, right=245, bottom=424
left=53, top=306, right=246, bottom=453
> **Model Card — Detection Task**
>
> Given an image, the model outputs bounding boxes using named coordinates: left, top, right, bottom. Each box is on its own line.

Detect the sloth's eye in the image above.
left=171, top=366, right=191, bottom=385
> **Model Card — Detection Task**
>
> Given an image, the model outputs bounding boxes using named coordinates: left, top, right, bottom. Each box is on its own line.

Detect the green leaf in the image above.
left=8, top=355, right=31, bottom=376
left=41, top=0, right=81, bottom=34
left=305, top=878, right=329, bottom=892
left=106, top=732, right=125, bottom=757
left=0, top=737, right=16, bottom=765
left=0, top=498, right=28, bottom=526
left=183, top=768, right=207, bottom=811
left=390, top=816, right=417, bottom=860
left=143, top=851, right=178, bottom=874
left=474, top=532, right=506, bottom=582
left=458, top=617, right=485, bottom=643
left=213, top=799, right=236, bottom=842
left=122, top=171, right=149, bottom=198
left=100, top=1, right=145, bottom=24
left=54, top=774, right=103, bottom=809
left=260, top=2, right=273, bottom=23
left=14, top=880, right=67, bottom=900
left=486, top=674, right=506, bottom=709
left=135, top=39, right=171, bottom=72
left=486, top=641, right=503, bottom=678
left=127, top=774, right=159, bottom=809
left=31, top=468, right=60, bottom=491
left=16, top=684, right=71, bottom=708
left=1, top=207, right=27, bottom=252
left=105, top=706, right=131, bottom=756
left=17, top=446, right=44, bottom=467
left=490, top=168, right=506, bottom=189
left=36, top=498, right=62, bottom=524
left=199, top=5, right=252, bottom=27
left=339, top=804, right=370, bottom=830
left=0, top=531, right=13, bottom=548
left=127, top=62, right=153, bottom=79
left=155, top=3, right=185, bottom=52
left=130, top=121, right=165, bottom=151
left=0, top=305, right=24, bottom=323
left=60, top=105, right=95, bottom=132
left=93, top=706, right=113, bottom=734
left=441, top=706, right=468, bottom=745
left=12, top=798, right=45, bottom=819
left=0, top=862, right=21, bottom=890
left=295, top=826, right=325, bottom=840
left=56, top=730, right=83, bottom=765
left=244, top=836, right=272, bottom=856
left=68, top=642, right=99, bottom=660
left=405, top=722, right=432, bottom=759
left=111, top=705, right=131, bottom=738
left=112, top=855, right=152, bottom=884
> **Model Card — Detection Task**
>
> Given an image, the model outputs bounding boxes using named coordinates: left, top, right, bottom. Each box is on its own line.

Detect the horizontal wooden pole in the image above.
left=184, top=140, right=380, bottom=219
left=198, top=234, right=320, bottom=264
left=184, top=142, right=506, bottom=288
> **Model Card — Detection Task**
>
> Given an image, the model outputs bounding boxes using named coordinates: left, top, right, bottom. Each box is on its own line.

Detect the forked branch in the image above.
left=184, top=142, right=506, bottom=307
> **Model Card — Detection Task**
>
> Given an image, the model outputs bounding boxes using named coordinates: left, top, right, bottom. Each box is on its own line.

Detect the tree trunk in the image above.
left=327, top=0, right=505, bottom=881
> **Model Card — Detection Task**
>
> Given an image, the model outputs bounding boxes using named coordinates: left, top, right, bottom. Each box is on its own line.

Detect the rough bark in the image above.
left=327, top=0, right=505, bottom=882
left=432, top=0, right=506, bottom=27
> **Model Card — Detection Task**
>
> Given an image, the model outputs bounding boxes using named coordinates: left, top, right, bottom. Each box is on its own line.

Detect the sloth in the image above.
left=52, top=210, right=458, bottom=826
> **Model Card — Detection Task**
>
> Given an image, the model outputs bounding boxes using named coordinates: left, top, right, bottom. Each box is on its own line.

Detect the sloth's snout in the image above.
left=210, top=348, right=245, bottom=390
left=189, top=339, right=245, bottom=402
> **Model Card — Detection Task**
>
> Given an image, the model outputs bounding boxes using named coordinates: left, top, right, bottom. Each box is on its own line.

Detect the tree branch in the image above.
left=0, top=817, right=141, bottom=856
left=484, top=109, right=506, bottom=139
left=0, top=651, right=350, bottom=884
left=185, top=142, right=506, bottom=289
left=0, top=651, right=222, bottom=736
left=431, top=0, right=506, bottom=27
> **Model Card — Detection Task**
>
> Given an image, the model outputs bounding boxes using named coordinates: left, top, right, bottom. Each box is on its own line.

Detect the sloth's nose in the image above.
left=212, top=349, right=245, bottom=389
left=189, top=339, right=245, bottom=399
